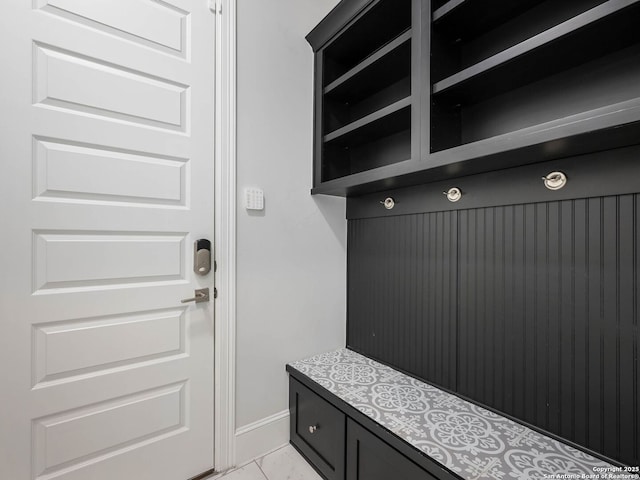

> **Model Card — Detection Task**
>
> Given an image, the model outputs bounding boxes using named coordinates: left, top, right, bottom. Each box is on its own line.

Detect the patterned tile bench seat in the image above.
left=287, top=348, right=637, bottom=480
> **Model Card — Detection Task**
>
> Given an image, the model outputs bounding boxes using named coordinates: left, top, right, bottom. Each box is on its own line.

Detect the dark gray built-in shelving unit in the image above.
left=306, top=0, right=640, bottom=196
left=307, top=0, right=421, bottom=190
left=300, top=0, right=640, bottom=472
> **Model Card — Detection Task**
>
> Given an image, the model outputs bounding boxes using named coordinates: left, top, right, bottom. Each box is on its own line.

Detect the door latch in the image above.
left=181, top=288, right=210, bottom=304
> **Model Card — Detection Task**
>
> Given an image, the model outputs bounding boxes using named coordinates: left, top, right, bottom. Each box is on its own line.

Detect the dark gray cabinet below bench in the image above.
left=290, top=378, right=345, bottom=480
left=347, top=419, right=438, bottom=480
left=290, top=376, right=441, bottom=480
left=288, top=349, right=636, bottom=480
left=289, top=376, right=436, bottom=480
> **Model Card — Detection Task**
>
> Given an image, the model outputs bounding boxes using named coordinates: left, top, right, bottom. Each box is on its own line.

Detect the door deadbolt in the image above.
left=194, top=239, right=212, bottom=275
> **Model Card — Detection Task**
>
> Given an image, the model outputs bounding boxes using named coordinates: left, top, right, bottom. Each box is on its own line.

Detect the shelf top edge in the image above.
left=432, top=0, right=465, bottom=23
left=312, top=158, right=417, bottom=197
left=323, top=96, right=412, bottom=142
left=306, top=0, right=374, bottom=50
left=433, top=0, right=639, bottom=95
left=323, top=29, right=412, bottom=95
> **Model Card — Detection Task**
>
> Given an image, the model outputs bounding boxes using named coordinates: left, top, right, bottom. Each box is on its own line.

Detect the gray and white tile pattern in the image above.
left=289, top=348, right=636, bottom=480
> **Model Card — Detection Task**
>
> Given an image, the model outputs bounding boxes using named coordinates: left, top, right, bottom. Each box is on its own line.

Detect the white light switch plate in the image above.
left=244, top=188, right=264, bottom=210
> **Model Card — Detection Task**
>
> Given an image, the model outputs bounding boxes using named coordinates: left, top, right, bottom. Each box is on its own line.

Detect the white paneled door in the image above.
left=0, top=1, right=216, bottom=479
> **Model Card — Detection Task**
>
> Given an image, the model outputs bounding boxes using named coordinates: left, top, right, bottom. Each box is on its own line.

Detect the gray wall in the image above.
left=236, top=0, right=344, bottom=433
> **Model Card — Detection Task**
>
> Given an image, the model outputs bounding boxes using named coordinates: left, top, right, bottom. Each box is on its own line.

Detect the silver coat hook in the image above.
left=443, top=187, right=462, bottom=202
left=542, top=171, right=567, bottom=190
left=380, top=197, right=395, bottom=210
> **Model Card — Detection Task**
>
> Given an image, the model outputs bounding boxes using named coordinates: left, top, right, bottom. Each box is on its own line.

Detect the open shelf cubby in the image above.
left=322, top=0, right=411, bottom=85
left=324, top=30, right=411, bottom=133
left=430, top=0, right=640, bottom=152
left=319, top=0, right=413, bottom=183
left=322, top=101, right=411, bottom=182
left=432, top=0, right=544, bottom=41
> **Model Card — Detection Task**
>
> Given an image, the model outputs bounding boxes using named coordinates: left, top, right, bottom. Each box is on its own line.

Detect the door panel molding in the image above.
left=0, top=1, right=217, bottom=478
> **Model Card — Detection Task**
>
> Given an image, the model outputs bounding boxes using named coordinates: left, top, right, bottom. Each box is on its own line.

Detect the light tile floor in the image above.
left=208, top=445, right=322, bottom=480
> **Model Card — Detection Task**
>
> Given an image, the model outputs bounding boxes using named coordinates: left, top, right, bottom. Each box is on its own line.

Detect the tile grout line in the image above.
left=210, top=459, right=264, bottom=480
left=253, top=459, right=269, bottom=480
left=210, top=445, right=320, bottom=480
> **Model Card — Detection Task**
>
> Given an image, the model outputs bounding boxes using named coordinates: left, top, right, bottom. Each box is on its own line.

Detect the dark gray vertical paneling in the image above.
left=415, top=214, right=425, bottom=376
left=503, top=206, right=515, bottom=414
left=618, top=196, right=633, bottom=462
left=533, top=203, right=544, bottom=427
left=348, top=188, right=639, bottom=466
left=484, top=208, right=494, bottom=406
left=559, top=200, right=574, bottom=441
left=573, top=198, right=589, bottom=447
left=602, top=196, right=619, bottom=459
left=512, top=204, right=526, bottom=421
left=457, top=209, right=468, bottom=394
left=524, top=203, right=536, bottom=425
left=616, top=194, right=638, bottom=463
left=454, top=195, right=639, bottom=466
left=495, top=206, right=506, bottom=412
left=548, top=201, right=561, bottom=432
left=347, top=212, right=457, bottom=391
left=587, top=197, right=603, bottom=452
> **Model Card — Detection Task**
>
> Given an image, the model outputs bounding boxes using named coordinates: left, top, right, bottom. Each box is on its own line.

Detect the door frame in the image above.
left=213, top=0, right=237, bottom=472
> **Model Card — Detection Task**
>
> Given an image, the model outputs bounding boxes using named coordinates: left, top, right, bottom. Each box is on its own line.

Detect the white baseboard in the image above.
left=234, top=410, right=290, bottom=466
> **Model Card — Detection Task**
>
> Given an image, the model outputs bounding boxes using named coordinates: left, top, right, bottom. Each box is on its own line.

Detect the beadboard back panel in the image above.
left=457, top=197, right=639, bottom=465
left=346, top=152, right=640, bottom=466
left=348, top=212, right=458, bottom=390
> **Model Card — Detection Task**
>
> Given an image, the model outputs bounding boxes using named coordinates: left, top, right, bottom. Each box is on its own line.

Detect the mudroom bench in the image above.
left=287, top=348, right=632, bottom=480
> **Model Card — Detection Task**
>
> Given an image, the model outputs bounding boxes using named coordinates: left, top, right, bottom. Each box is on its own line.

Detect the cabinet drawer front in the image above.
left=347, top=418, right=437, bottom=480
left=290, top=378, right=345, bottom=480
